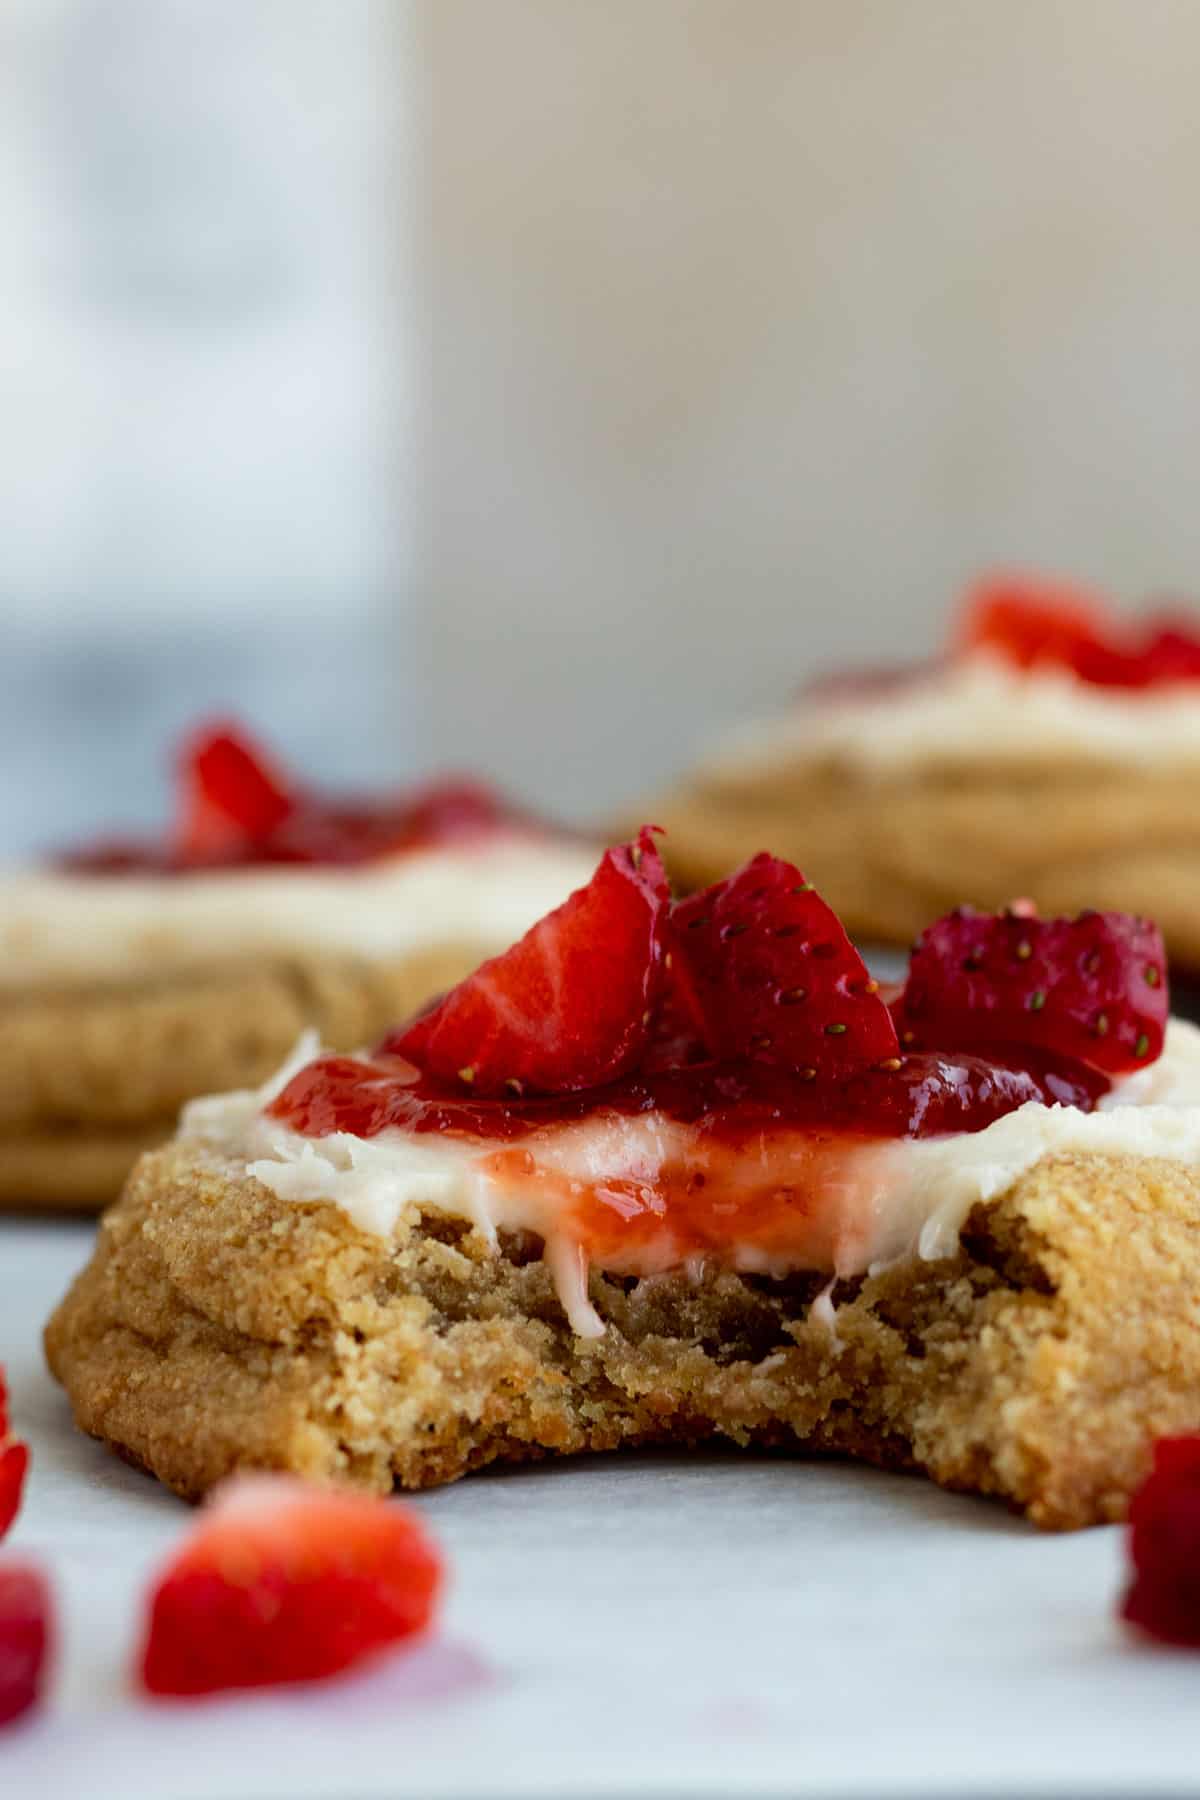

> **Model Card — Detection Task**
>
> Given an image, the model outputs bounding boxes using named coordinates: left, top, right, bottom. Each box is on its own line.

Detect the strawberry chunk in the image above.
left=0, top=1373, right=28, bottom=1542
left=958, top=573, right=1111, bottom=673
left=1122, top=1437, right=1200, bottom=1646
left=1122, top=616, right=1200, bottom=688
left=1070, top=613, right=1200, bottom=688
left=898, top=907, right=1167, bottom=1075
left=139, top=1477, right=444, bottom=1698
left=669, top=854, right=900, bottom=1076
left=959, top=573, right=1200, bottom=689
left=176, top=722, right=295, bottom=859
left=0, top=1566, right=52, bottom=1727
left=387, top=829, right=670, bottom=1096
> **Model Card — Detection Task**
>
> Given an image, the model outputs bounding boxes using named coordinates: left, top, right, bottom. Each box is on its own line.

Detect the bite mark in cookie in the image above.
left=45, top=838, right=1200, bottom=1525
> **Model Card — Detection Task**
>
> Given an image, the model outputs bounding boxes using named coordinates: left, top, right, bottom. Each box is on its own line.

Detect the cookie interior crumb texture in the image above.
left=44, top=1140, right=1200, bottom=1529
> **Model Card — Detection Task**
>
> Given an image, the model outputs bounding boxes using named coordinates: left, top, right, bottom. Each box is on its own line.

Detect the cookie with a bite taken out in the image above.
left=46, top=833, right=1200, bottom=1529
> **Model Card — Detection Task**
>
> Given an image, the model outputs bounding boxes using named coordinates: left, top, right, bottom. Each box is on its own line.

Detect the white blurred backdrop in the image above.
left=4, top=0, right=1200, bottom=847
left=0, top=0, right=407, bottom=848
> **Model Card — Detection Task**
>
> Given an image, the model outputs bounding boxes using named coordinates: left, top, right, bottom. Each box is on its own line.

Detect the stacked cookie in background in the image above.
left=0, top=725, right=596, bottom=1210
left=650, top=576, right=1200, bottom=970
left=14, top=574, right=1200, bottom=1214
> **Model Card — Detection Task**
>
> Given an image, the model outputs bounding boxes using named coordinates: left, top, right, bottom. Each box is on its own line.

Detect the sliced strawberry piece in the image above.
left=898, top=907, right=1167, bottom=1075
left=1069, top=613, right=1200, bottom=689
left=0, top=1450, right=26, bottom=1546
left=0, top=1373, right=28, bottom=1542
left=640, top=976, right=711, bottom=1075
left=1122, top=1436, right=1200, bottom=1646
left=1127, top=616, right=1200, bottom=688
left=958, top=573, right=1111, bottom=672
left=669, top=854, right=900, bottom=1077
left=386, top=828, right=670, bottom=1096
left=0, top=1566, right=52, bottom=1727
left=139, top=1476, right=444, bottom=1698
left=959, top=574, right=1200, bottom=690
left=176, top=722, right=296, bottom=859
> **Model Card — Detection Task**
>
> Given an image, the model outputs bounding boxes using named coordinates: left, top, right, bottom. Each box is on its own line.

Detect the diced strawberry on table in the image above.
left=140, top=1477, right=444, bottom=1698
left=1122, top=1437, right=1200, bottom=1647
left=0, top=1567, right=53, bottom=1728
left=0, top=1371, right=29, bottom=1542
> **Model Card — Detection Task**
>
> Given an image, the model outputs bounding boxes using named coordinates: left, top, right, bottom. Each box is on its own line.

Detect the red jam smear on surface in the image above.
left=268, top=1049, right=1110, bottom=1267
left=58, top=779, right=525, bottom=875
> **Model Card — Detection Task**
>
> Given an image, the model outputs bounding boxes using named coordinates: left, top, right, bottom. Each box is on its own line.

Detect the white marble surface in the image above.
left=1, top=1216, right=1197, bottom=1799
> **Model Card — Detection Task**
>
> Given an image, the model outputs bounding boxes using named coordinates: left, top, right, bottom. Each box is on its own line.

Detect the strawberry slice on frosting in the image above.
left=234, top=833, right=1178, bottom=1339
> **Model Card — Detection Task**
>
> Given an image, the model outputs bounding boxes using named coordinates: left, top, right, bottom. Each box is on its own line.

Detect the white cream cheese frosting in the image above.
left=703, top=654, right=1200, bottom=782
left=0, top=838, right=598, bottom=988
left=182, top=1019, right=1200, bottom=1340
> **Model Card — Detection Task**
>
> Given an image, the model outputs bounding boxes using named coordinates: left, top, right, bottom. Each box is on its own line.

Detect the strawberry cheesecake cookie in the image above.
left=652, top=574, right=1200, bottom=966
left=0, top=725, right=595, bottom=1211
left=46, top=831, right=1200, bottom=1527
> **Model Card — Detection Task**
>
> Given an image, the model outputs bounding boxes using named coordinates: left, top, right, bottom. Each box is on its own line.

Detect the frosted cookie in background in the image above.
left=0, top=723, right=597, bottom=1210
left=649, top=574, right=1200, bottom=967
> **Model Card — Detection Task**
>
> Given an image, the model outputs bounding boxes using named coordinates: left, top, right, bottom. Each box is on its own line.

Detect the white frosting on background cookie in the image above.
left=0, top=838, right=597, bottom=987
left=703, top=654, right=1200, bottom=780
left=185, top=1019, right=1200, bottom=1340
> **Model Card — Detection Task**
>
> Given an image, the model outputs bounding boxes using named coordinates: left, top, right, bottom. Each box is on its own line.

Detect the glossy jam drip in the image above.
left=58, top=778, right=524, bottom=875
left=267, top=1047, right=1110, bottom=1273
left=269, top=1046, right=1109, bottom=1146
left=481, top=1133, right=865, bottom=1271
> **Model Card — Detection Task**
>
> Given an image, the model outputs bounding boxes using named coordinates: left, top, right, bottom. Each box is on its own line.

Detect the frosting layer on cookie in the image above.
left=705, top=655, right=1200, bottom=780
left=185, top=1020, right=1200, bottom=1338
left=0, top=840, right=598, bottom=988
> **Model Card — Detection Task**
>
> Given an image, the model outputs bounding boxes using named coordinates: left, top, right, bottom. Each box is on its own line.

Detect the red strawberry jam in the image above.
left=58, top=723, right=536, bottom=874
left=264, top=843, right=1152, bottom=1290
left=271, top=1045, right=1107, bottom=1146
left=269, top=1045, right=1109, bottom=1276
